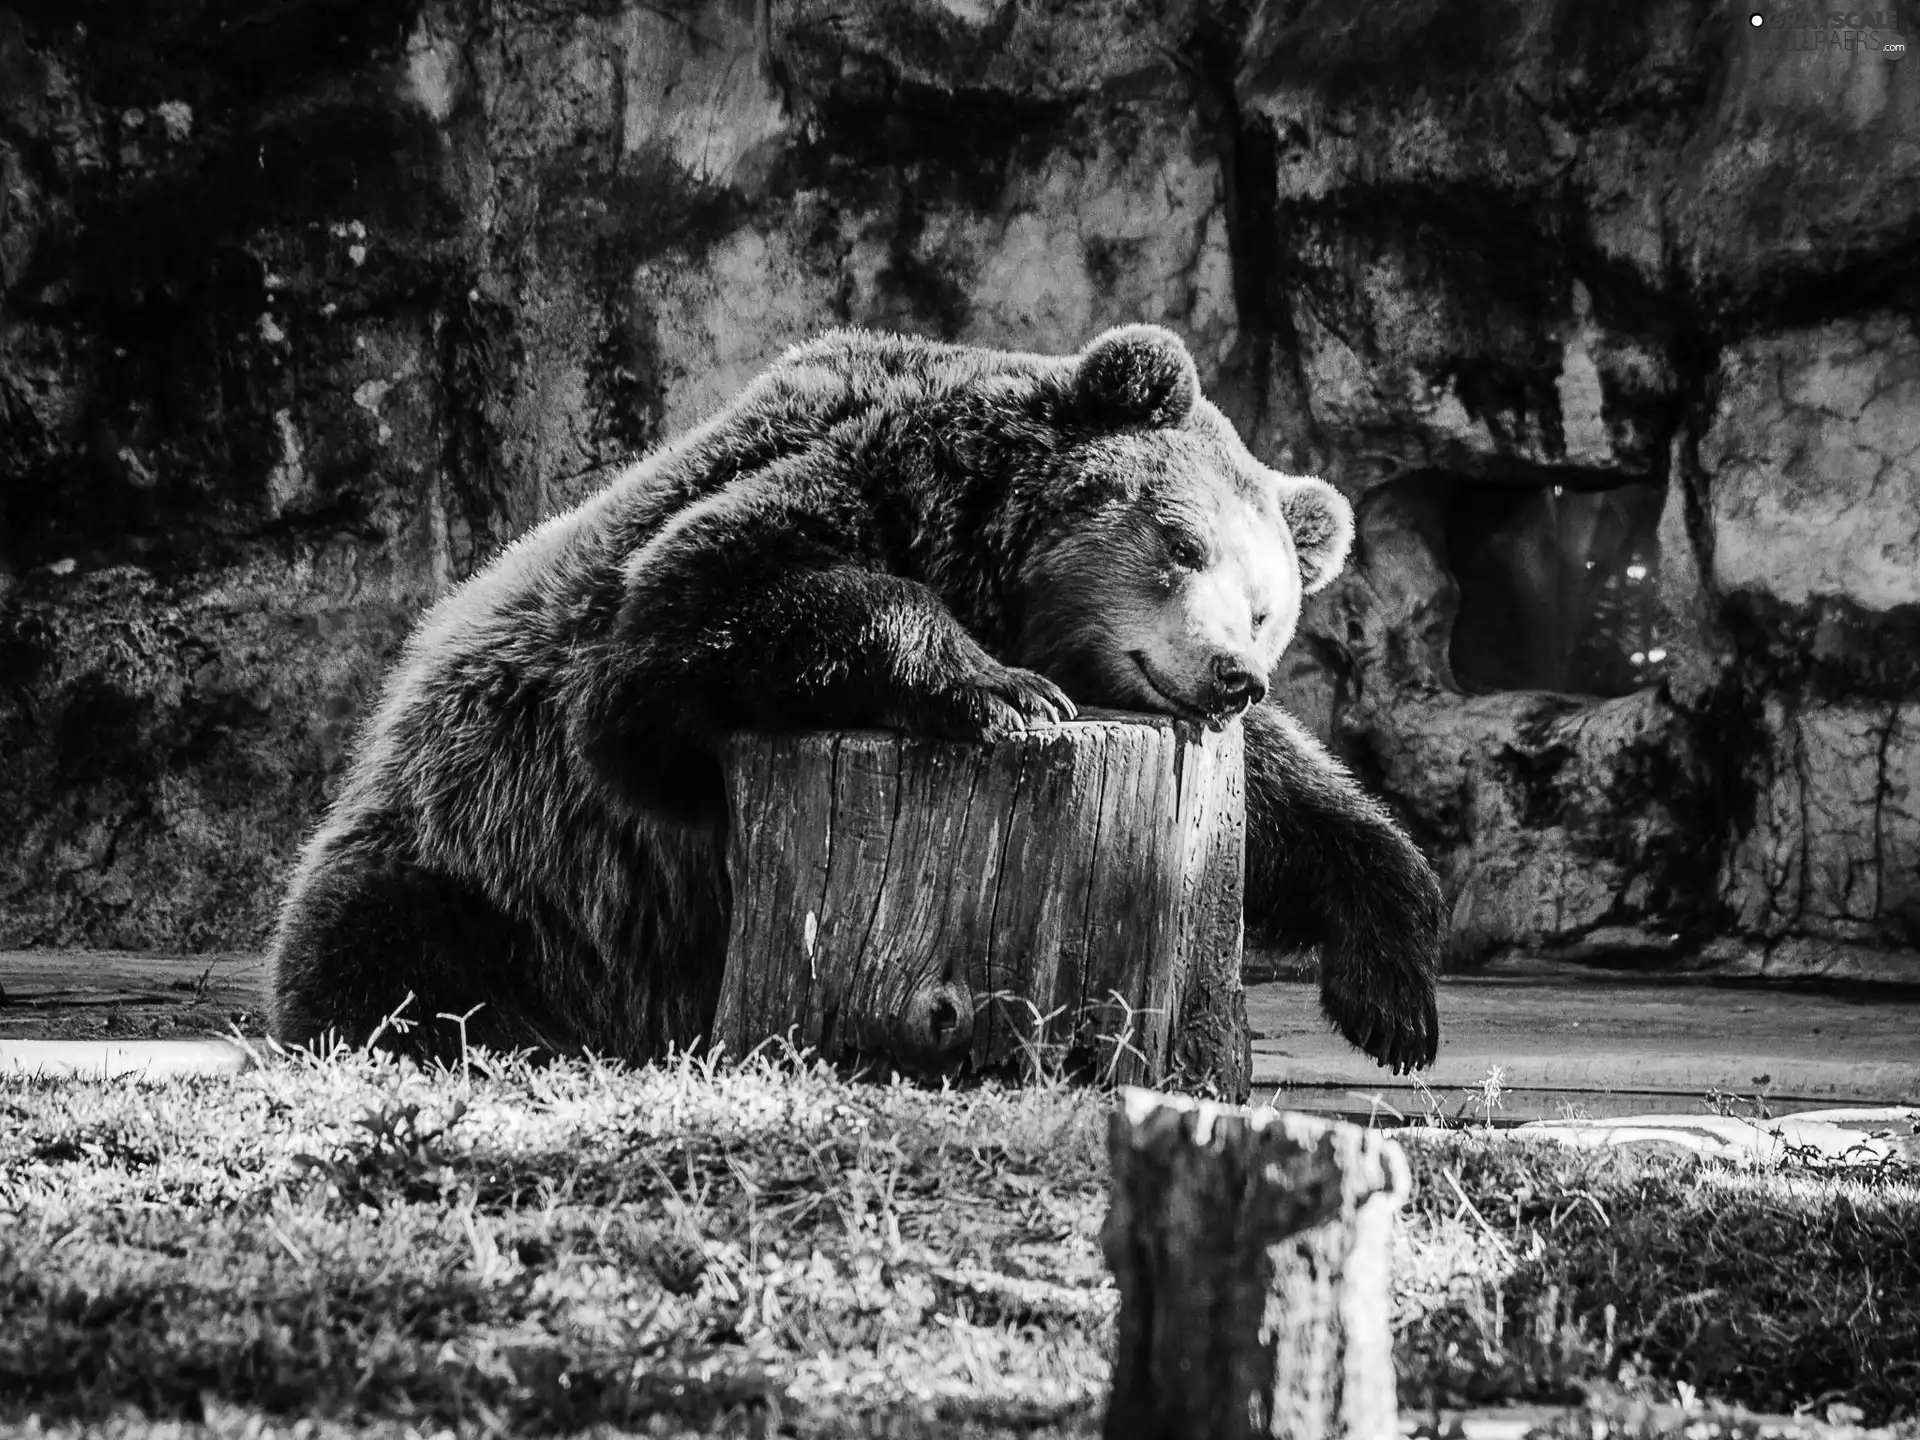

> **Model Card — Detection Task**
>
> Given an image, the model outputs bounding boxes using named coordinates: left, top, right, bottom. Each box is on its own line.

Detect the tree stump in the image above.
left=1101, top=1087, right=1411, bottom=1440
left=711, top=711, right=1250, bottom=1097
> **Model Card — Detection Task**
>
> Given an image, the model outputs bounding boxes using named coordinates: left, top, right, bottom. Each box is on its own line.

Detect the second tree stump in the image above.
left=712, top=711, right=1250, bottom=1097
left=1101, top=1088, right=1411, bottom=1439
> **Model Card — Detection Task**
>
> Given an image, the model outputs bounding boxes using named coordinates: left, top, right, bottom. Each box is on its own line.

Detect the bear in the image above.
left=266, top=324, right=1442, bottom=1074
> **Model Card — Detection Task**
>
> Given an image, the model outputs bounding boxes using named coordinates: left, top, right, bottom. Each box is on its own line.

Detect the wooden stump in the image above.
left=1101, top=1087, right=1411, bottom=1440
left=711, top=711, right=1250, bottom=1097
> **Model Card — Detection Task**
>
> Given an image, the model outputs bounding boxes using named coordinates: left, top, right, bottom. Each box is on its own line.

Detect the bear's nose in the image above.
left=1209, top=655, right=1267, bottom=711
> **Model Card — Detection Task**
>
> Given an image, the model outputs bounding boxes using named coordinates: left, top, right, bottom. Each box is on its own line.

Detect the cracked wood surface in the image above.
left=712, top=713, right=1251, bottom=1096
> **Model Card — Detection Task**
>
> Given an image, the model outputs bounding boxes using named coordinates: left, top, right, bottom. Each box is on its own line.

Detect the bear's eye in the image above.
left=1164, top=530, right=1209, bottom=570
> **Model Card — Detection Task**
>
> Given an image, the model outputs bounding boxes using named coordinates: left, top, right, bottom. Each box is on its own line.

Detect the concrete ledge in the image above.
left=1510, top=1109, right=1920, bottom=1166
left=1251, top=1047, right=1920, bottom=1104
left=0, top=1038, right=257, bottom=1080
left=1405, top=1405, right=1905, bottom=1440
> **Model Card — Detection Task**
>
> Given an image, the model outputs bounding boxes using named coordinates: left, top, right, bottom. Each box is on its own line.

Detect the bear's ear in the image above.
left=1071, top=324, right=1199, bottom=430
left=1279, top=475, right=1354, bottom=594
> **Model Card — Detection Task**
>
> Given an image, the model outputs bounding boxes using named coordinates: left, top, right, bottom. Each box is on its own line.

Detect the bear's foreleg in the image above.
left=1240, top=703, right=1442, bottom=1073
left=567, top=480, right=1074, bottom=821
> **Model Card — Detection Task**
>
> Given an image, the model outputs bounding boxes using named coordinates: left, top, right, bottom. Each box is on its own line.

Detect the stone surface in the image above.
left=1702, top=317, right=1920, bottom=613
left=1365, top=688, right=1712, bottom=966
left=1240, top=0, right=1920, bottom=977
left=0, top=1038, right=256, bottom=1080
left=2, top=0, right=1917, bottom=982
left=1716, top=698, right=1920, bottom=969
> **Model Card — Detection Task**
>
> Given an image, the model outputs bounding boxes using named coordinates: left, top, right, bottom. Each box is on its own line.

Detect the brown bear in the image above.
left=266, top=324, right=1442, bottom=1073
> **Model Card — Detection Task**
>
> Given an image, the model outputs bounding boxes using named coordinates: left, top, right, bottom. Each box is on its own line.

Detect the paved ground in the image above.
left=0, top=949, right=265, bottom=1041
left=3, top=951, right=1917, bottom=1120
left=1251, top=959, right=1920, bottom=1121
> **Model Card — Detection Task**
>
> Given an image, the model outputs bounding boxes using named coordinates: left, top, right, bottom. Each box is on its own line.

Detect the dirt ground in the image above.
left=0, top=950, right=266, bottom=1041
left=4, top=950, right=1918, bottom=1121
left=1247, top=959, right=1920, bottom=1120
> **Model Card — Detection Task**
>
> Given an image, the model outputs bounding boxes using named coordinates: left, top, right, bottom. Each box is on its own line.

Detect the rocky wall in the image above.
left=2, top=0, right=1916, bottom=980
left=1236, top=1, right=1920, bottom=979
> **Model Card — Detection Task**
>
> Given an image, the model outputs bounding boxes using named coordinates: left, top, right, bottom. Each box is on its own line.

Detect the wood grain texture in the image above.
left=1101, top=1088, right=1410, bottom=1440
left=712, top=710, right=1250, bottom=1096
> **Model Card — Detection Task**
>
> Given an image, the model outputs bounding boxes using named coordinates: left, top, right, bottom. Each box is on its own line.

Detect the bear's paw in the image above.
left=899, top=658, right=1079, bottom=744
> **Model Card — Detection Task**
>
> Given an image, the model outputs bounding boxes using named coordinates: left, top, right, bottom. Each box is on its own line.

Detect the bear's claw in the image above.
left=916, top=662, right=1077, bottom=743
left=1320, top=958, right=1440, bottom=1075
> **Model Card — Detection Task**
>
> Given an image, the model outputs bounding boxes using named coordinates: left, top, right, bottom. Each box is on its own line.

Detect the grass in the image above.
left=1394, top=1132, right=1920, bottom=1420
left=1, top=1042, right=1917, bottom=1438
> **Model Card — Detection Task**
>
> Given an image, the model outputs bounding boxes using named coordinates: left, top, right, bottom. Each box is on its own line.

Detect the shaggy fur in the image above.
left=267, top=325, right=1442, bottom=1073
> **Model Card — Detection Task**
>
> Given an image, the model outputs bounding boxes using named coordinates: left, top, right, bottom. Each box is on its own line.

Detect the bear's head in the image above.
left=1012, top=324, right=1353, bottom=729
